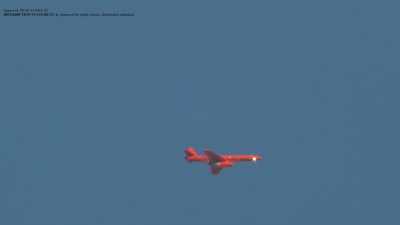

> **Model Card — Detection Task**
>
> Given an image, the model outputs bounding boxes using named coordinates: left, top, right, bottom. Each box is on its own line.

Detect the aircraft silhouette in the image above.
left=184, top=147, right=262, bottom=174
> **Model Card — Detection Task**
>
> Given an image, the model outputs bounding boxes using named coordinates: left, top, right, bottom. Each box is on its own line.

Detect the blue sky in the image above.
left=1, top=1, right=400, bottom=225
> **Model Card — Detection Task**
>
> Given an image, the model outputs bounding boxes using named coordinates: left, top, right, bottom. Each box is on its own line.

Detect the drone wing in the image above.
left=203, top=149, right=224, bottom=163
left=210, top=166, right=223, bottom=174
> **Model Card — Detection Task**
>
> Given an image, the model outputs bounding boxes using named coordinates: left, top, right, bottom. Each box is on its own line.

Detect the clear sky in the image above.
left=1, top=1, right=400, bottom=225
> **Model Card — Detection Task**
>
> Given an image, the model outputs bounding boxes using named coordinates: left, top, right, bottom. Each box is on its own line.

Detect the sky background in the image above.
left=1, top=1, right=400, bottom=225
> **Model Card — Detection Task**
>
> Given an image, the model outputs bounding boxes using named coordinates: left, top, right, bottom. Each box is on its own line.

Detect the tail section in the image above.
left=185, top=147, right=198, bottom=157
left=184, top=147, right=198, bottom=162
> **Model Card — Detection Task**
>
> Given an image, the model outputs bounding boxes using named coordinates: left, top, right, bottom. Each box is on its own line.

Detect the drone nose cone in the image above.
left=256, top=156, right=262, bottom=160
